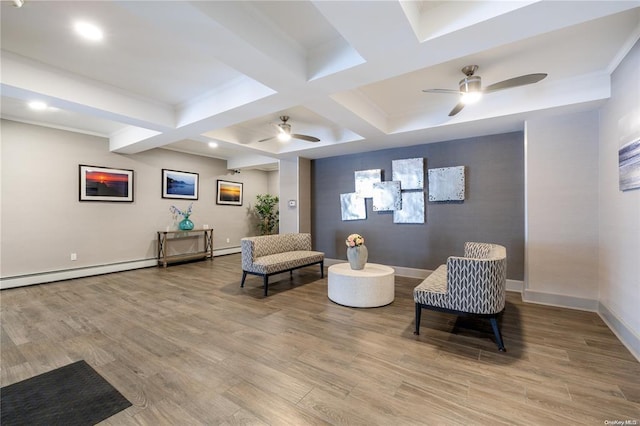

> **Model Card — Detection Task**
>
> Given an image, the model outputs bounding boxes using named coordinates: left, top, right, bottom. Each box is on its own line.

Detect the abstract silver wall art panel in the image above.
left=354, top=169, right=381, bottom=198
left=428, top=166, right=465, bottom=201
left=340, top=193, right=366, bottom=220
left=393, top=191, right=425, bottom=224
left=392, top=158, right=424, bottom=190
left=372, top=181, right=401, bottom=211
left=619, top=138, right=640, bottom=191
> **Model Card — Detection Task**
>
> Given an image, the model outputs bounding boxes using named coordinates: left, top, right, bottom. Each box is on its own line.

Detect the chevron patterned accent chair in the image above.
left=413, top=242, right=507, bottom=351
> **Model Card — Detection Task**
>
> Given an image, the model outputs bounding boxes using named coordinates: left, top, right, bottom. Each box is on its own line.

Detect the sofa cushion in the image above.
left=413, top=265, right=447, bottom=306
left=249, top=250, right=324, bottom=275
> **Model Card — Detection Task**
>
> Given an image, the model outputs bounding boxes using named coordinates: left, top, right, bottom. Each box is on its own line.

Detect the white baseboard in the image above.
left=323, top=258, right=344, bottom=267
left=598, top=302, right=640, bottom=362
left=522, top=288, right=599, bottom=311
left=214, top=246, right=242, bottom=256
left=0, top=259, right=158, bottom=290
left=0, top=247, right=242, bottom=290
left=506, top=279, right=523, bottom=292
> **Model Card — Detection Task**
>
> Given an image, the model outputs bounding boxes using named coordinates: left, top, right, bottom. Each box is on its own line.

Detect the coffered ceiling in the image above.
left=1, top=1, right=638, bottom=171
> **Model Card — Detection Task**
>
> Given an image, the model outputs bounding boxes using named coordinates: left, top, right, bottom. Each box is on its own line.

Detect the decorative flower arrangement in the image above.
left=345, top=233, right=364, bottom=247
left=170, top=203, right=193, bottom=219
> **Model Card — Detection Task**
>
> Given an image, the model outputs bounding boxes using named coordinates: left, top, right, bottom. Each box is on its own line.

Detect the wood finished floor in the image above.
left=1, top=254, right=639, bottom=425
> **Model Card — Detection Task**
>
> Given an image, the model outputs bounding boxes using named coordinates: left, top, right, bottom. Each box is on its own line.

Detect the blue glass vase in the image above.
left=179, top=216, right=194, bottom=230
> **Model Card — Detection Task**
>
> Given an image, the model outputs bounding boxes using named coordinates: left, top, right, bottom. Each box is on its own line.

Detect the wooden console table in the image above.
left=157, top=229, right=213, bottom=267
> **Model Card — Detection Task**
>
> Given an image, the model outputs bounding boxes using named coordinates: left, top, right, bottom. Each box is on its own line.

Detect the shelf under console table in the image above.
left=157, top=229, right=213, bottom=267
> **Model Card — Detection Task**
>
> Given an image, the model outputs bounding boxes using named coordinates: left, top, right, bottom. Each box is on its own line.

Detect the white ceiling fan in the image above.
left=258, top=116, right=321, bottom=143
left=423, top=65, right=547, bottom=116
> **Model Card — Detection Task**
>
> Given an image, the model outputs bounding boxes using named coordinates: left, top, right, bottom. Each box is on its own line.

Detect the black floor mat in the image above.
left=1, top=360, right=131, bottom=426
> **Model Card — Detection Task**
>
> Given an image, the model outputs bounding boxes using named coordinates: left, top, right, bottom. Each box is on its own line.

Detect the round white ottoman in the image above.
left=328, top=263, right=395, bottom=308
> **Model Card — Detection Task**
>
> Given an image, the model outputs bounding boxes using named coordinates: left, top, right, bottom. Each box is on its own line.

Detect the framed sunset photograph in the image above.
left=216, top=180, right=243, bottom=206
left=79, top=165, right=134, bottom=202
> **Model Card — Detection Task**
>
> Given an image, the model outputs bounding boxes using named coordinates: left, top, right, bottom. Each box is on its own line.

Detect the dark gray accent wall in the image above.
left=311, top=132, right=524, bottom=280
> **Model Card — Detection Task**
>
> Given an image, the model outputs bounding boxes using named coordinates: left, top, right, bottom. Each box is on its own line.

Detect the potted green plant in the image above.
left=254, top=194, right=279, bottom=235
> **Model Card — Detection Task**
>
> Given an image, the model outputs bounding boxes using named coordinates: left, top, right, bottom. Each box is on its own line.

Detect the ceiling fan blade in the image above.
left=483, top=73, right=547, bottom=93
left=258, top=136, right=276, bottom=143
left=448, top=102, right=465, bottom=117
left=422, top=88, right=461, bottom=95
left=292, top=134, right=321, bottom=142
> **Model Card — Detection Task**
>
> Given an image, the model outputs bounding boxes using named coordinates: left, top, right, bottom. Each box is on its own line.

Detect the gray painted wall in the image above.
left=312, top=132, right=525, bottom=279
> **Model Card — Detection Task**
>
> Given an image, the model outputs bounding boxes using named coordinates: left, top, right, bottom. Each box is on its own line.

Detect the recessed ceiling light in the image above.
left=208, top=141, right=218, bottom=148
left=28, top=101, right=48, bottom=111
left=74, top=21, right=103, bottom=41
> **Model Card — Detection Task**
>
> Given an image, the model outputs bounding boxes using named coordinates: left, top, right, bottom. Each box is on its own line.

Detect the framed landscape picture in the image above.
left=216, top=180, right=243, bottom=206
left=79, top=165, right=134, bottom=202
left=619, top=138, right=640, bottom=191
left=162, top=169, right=199, bottom=200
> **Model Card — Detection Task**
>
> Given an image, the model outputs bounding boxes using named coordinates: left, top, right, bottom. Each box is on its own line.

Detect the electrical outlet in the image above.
left=226, top=238, right=230, bottom=243
left=70, top=253, right=77, bottom=261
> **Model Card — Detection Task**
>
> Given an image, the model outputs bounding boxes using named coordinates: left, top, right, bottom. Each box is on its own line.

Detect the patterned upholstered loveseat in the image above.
left=413, top=242, right=507, bottom=351
left=241, top=233, right=324, bottom=296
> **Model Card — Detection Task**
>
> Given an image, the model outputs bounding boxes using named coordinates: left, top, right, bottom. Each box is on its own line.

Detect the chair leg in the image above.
left=263, top=275, right=269, bottom=297
left=320, top=261, right=324, bottom=278
left=413, top=303, right=422, bottom=335
left=241, top=271, right=247, bottom=287
left=489, top=317, right=506, bottom=352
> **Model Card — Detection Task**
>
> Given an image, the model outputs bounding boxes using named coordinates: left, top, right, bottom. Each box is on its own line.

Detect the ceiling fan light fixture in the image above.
left=460, top=91, right=482, bottom=104
left=277, top=120, right=292, bottom=141
left=458, top=75, right=482, bottom=104
left=423, top=64, right=547, bottom=116
left=277, top=132, right=291, bottom=142
left=258, top=115, right=320, bottom=143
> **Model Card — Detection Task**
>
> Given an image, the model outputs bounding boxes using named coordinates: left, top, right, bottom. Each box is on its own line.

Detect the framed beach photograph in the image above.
left=216, top=180, right=243, bottom=206
left=619, top=138, right=640, bottom=191
left=162, top=169, right=199, bottom=200
left=79, top=165, right=134, bottom=202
